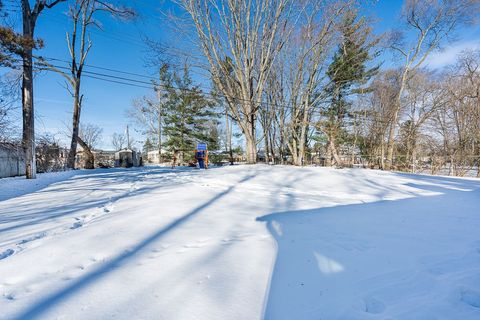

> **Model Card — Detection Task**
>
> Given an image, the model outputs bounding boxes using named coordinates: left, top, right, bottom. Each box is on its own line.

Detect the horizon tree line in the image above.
left=1, top=0, right=480, bottom=178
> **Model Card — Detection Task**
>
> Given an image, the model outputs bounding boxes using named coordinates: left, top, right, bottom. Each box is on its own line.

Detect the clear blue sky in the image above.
left=2, top=0, right=479, bottom=149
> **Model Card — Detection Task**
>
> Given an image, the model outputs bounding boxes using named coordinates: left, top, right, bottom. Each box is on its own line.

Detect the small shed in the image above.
left=115, top=149, right=142, bottom=168
left=0, top=143, right=25, bottom=178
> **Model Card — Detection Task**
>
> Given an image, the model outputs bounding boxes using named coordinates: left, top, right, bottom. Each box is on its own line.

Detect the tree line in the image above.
left=166, top=0, right=480, bottom=176
left=1, top=0, right=480, bottom=178
left=1, top=0, right=134, bottom=178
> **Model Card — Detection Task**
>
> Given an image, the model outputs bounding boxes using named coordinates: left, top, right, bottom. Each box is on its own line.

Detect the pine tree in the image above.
left=162, top=64, right=218, bottom=161
left=322, top=10, right=379, bottom=166
left=143, top=138, right=154, bottom=155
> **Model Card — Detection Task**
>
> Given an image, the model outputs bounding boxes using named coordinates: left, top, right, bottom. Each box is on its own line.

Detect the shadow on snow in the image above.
left=11, top=169, right=255, bottom=320
left=257, top=175, right=480, bottom=319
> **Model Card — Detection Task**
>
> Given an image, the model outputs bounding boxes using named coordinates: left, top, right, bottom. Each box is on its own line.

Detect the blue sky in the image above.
left=2, top=0, right=480, bottom=149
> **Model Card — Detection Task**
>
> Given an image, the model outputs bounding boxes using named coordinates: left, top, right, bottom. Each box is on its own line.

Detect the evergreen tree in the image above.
left=322, top=10, right=379, bottom=166
left=162, top=64, right=218, bottom=161
left=143, top=138, right=154, bottom=155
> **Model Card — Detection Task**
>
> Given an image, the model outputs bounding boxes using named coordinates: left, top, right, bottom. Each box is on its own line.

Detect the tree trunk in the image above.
left=264, top=131, right=270, bottom=164
left=22, top=48, right=36, bottom=179
left=328, top=137, right=343, bottom=167
left=244, top=114, right=257, bottom=164
left=290, top=137, right=299, bottom=166
left=157, top=96, right=162, bottom=164
left=245, top=133, right=257, bottom=164
left=477, top=158, right=480, bottom=178
left=21, top=7, right=36, bottom=179
left=67, top=80, right=81, bottom=169
left=411, top=147, right=417, bottom=173
left=325, top=141, right=333, bottom=167
left=224, top=110, right=231, bottom=164
left=386, top=69, right=408, bottom=170
left=380, top=142, right=385, bottom=170
left=385, top=116, right=396, bottom=170
left=76, top=135, right=94, bottom=169
left=269, top=130, right=276, bottom=165
left=296, top=104, right=310, bottom=167
left=226, top=114, right=234, bottom=165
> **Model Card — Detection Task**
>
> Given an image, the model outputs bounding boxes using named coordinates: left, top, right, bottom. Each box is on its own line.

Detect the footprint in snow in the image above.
left=364, top=297, right=385, bottom=314
left=461, top=289, right=480, bottom=309
left=3, top=293, right=15, bottom=300
left=102, top=202, right=115, bottom=213
left=221, top=236, right=246, bottom=245
left=70, top=221, right=84, bottom=229
left=17, top=232, right=47, bottom=245
left=0, top=249, right=14, bottom=260
left=183, top=243, right=205, bottom=249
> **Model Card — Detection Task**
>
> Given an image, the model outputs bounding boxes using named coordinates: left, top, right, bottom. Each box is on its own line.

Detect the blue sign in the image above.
left=197, top=143, right=207, bottom=151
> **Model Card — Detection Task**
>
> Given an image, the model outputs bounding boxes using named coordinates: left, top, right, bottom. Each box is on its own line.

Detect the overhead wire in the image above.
left=33, top=56, right=398, bottom=127
left=4, top=4, right=401, bottom=127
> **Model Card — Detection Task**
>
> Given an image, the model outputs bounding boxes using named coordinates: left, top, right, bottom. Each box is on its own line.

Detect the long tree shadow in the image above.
left=0, top=166, right=204, bottom=237
left=257, top=178, right=480, bottom=320
left=0, top=166, right=200, bottom=203
left=12, top=172, right=257, bottom=320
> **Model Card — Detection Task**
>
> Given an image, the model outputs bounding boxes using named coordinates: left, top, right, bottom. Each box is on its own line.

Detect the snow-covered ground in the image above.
left=0, top=165, right=479, bottom=319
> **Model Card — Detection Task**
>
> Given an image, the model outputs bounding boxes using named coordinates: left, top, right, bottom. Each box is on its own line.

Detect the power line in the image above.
left=32, top=56, right=400, bottom=126
left=81, top=74, right=153, bottom=89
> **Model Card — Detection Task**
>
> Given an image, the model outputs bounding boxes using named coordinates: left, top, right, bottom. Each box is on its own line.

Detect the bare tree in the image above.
left=111, top=132, right=126, bottom=151
left=384, top=0, right=480, bottom=170
left=355, top=70, right=400, bottom=169
left=128, top=95, right=164, bottom=160
left=79, top=122, right=103, bottom=150
left=437, top=50, right=480, bottom=176
left=38, top=0, right=134, bottom=169
left=276, top=1, right=352, bottom=166
left=175, top=0, right=293, bottom=163
left=0, top=72, right=21, bottom=141
left=398, top=71, right=446, bottom=172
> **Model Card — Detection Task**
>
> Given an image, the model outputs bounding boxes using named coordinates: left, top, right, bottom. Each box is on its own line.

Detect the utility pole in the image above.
left=155, top=86, right=162, bottom=164
left=126, top=125, right=131, bottom=149
left=225, top=107, right=234, bottom=165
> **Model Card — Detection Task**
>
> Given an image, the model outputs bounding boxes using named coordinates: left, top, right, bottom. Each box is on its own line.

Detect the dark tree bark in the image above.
left=76, top=135, right=94, bottom=169
left=21, top=0, right=66, bottom=179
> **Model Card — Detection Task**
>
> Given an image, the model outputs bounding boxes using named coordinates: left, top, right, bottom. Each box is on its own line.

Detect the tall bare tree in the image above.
left=398, top=71, right=445, bottom=172
left=38, top=0, right=134, bottom=169
left=176, top=0, right=293, bottom=163
left=384, top=0, right=480, bottom=170
left=437, top=50, right=480, bottom=176
left=277, top=1, right=354, bottom=166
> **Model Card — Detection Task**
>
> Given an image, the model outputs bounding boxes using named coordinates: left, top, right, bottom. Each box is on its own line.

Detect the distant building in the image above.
left=75, top=148, right=141, bottom=169
left=93, top=150, right=116, bottom=168
left=115, top=149, right=142, bottom=168
left=146, top=149, right=168, bottom=164
left=0, top=142, right=25, bottom=178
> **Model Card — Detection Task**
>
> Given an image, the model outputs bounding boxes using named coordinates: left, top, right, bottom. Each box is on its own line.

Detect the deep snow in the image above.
left=0, top=165, right=479, bottom=319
